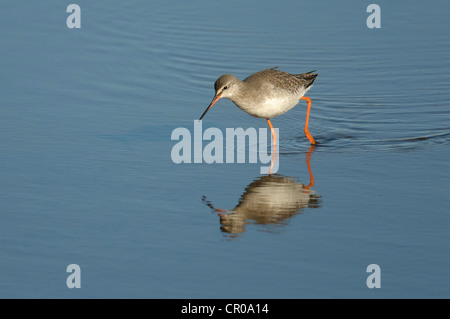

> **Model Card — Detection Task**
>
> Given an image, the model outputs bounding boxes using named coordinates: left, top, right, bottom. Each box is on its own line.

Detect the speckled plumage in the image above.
left=200, top=67, right=318, bottom=145
left=210, top=67, right=317, bottom=118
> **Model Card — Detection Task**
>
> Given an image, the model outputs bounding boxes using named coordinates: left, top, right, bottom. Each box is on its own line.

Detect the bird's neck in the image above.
left=228, top=81, right=249, bottom=108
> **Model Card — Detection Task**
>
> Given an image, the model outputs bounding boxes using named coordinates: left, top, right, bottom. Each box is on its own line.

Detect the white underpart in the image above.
left=239, top=85, right=311, bottom=119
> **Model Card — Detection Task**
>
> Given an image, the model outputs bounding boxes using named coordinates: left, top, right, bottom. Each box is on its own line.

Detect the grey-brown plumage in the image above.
left=203, top=68, right=318, bottom=118
left=200, top=67, right=319, bottom=144
left=242, top=67, right=317, bottom=91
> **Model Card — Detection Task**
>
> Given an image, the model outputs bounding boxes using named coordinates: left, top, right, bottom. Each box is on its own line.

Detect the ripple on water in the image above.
left=280, top=129, right=450, bottom=154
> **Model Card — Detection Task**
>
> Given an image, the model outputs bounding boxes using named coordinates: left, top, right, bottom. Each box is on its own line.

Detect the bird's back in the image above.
left=243, top=67, right=318, bottom=93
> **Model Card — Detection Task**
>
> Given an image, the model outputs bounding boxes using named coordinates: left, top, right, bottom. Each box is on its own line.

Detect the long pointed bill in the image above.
left=199, top=94, right=221, bottom=120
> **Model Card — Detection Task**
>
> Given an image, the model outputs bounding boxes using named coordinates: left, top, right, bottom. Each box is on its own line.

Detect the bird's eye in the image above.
left=223, top=86, right=228, bottom=90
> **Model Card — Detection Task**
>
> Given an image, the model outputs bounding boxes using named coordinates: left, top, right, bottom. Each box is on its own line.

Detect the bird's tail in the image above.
left=295, top=70, right=318, bottom=88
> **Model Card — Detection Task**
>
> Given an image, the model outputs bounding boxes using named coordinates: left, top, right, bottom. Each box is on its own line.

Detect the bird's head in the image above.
left=199, top=74, right=241, bottom=120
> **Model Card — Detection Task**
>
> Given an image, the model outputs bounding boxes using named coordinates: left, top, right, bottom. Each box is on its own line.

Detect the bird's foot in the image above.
left=305, top=130, right=316, bottom=145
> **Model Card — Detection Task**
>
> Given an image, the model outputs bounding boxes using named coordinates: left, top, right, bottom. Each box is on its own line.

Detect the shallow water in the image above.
left=1, top=0, right=450, bottom=298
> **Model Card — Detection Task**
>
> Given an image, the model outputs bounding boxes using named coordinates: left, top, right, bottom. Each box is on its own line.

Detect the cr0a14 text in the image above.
left=225, top=304, right=269, bottom=314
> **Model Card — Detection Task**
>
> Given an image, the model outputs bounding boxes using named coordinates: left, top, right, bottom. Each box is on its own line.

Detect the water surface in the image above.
left=1, top=0, right=450, bottom=298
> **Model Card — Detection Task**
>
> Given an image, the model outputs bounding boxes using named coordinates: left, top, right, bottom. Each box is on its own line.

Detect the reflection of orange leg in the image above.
left=300, top=97, right=316, bottom=145
left=268, top=145, right=278, bottom=175
left=304, top=145, right=315, bottom=190
left=266, top=118, right=278, bottom=174
left=266, top=118, right=277, bottom=149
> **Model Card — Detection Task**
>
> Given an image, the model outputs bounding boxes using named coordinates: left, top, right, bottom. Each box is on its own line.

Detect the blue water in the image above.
left=1, top=0, right=450, bottom=298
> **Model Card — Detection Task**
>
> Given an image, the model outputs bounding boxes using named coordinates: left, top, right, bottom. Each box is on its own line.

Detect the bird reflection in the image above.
left=203, top=146, right=321, bottom=236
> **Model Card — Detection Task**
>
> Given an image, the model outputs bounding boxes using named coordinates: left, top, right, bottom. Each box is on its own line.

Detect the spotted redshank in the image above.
left=199, top=67, right=318, bottom=145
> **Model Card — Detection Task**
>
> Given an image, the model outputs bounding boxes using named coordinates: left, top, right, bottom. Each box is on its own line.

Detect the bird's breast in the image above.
left=232, top=94, right=302, bottom=118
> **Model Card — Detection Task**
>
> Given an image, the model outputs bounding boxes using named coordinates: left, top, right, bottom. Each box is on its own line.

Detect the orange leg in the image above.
left=300, top=96, right=316, bottom=145
left=303, top=145, right=315, bottom=191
